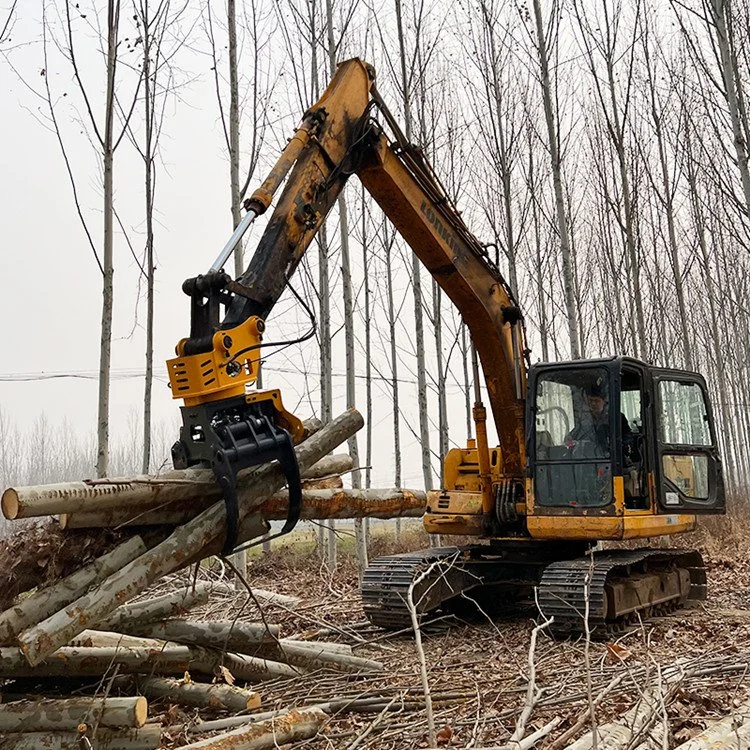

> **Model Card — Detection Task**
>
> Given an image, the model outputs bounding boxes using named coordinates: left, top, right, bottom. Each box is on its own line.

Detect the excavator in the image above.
left=166, top=59, right=726, bottom=634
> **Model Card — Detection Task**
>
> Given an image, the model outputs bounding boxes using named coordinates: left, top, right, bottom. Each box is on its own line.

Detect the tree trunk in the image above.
left=177, top=707, right=327, bottom=750
left=253, top=640, right=382, bottom=673
left=59, top=487, right=425, bottom=529
left=115, top=618, right=277, bottom=653
left=384, top=224, right=403, bottom=540
left=99, top=582, right=231, bottom=631
left=140, top=0, right=156, bottom=475
left=712, top=0, right=750, bottom=219
left=0, top=644, right=197, bottom=677
left=134, top=677, right=261, bottom=713
left=531, top=0, right=581, bottom=359
left=0, top=726, right=160, bottom=750
left=97, top=0, right=120, bottom=478
left=0, top=536, right=146, bottom=644
left=394, top=0, right=432, bottom=491
left=228, top=0, right=243, bottom=276
left=0, top=697, right=147, bottom=731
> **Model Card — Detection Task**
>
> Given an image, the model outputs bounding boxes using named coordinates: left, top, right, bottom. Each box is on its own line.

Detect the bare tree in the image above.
left=126, top=0, right=185, bottom=474
left=40, top=1, right=142, bottom=477
left=526, top=0, right=581, bottom=359
left=205, top=0, right=274, bottom=276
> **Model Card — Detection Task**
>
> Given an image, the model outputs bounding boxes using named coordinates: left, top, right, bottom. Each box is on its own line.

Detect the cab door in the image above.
left=650, top=369, right=725, bottom=514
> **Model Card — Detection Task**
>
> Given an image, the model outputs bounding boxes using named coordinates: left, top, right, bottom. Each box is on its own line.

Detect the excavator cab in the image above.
left=526, top=357, right=725, bottom=540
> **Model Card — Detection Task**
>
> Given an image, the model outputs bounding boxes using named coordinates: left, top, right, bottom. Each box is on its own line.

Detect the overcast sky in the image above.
left=0, top=1, right=485, bottom=488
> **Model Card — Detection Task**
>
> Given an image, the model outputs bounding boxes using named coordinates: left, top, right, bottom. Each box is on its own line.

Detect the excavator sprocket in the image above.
left=537, top=548, right=706, bottom=636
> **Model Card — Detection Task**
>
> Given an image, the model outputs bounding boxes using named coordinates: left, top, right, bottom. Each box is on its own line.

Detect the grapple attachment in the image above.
left=171, top=389, right=304, bottom=555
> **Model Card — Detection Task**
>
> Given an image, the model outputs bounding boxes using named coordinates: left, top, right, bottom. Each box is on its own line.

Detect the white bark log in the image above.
left=177, top=707, right=327, bottom=749
left=60, top=488, right=425, bottom=529
left=69, top=630, right=164, bottom=649
left=98, top=581, right=232, bottom=631
left=115, top=618, right=279, bottom=652
left=187, top=649, right=299, bottom=682
left=0, top=536, right=146, bottom=644
left=253, top=640, right=382, bottom=673
left=135, top=676, right=261, bottom=712
left=0, top=725, right=161, bottom=750
left=674, top=702, right=750, bottom=749
left=303, top=454, right=353, bottom=479
left=17, top=409, right=362, bottom=667
left=4, top=420, right=324, bottom=520
left=0, top=696, right=147, bottom=731
left=0, top=645, right=194, bottom=677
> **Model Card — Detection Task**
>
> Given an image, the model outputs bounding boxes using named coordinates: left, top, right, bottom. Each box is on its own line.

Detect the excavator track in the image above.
left=363, top=546, right=706, bottom=636
left=362, top=544, right=563, bottom=630
left=362, top=547, right=467, bottom=630
left=538, top=548, right=706, bottom=636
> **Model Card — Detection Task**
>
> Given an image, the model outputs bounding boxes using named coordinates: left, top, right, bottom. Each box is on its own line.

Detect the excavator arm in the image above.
left=167, top=58, right=527, bottom=553
left=239, top=58, right=527, bottom=478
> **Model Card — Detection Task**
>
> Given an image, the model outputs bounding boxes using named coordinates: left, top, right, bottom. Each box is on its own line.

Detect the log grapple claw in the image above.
left=171, top=392, right=303, bottom=555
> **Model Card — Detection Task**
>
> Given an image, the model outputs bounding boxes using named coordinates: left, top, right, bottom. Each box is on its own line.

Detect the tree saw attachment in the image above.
left=166, top=267, right=304, bottom=556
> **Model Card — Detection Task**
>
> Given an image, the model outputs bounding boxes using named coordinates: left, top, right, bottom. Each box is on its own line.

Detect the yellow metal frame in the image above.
left=524, top=476, right=697, bottom=540
left=245, top=389, right=305, bottom=444
left=167, top=317, right=264, bottom=406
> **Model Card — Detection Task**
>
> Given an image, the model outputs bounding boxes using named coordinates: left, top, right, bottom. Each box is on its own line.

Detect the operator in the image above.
left=568, top=383, right=634, bottom=459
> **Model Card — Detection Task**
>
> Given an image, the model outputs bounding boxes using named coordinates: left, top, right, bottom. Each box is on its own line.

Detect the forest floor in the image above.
left=162, top=516, right=750, bottom=748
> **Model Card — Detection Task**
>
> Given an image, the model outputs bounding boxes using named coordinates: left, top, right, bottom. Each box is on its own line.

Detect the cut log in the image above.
left=260, top=488, right=426, bottom=520
left=114, top=618, right=279, bottom=652
left=0, top=645, right=194, bottom=677
left=674, top=702, right=750, bottom=749
left=0, top=725, right=161, bottom=750
left=4, top=418, right=325, bottom=521
left=0, top=644, right=294, bottom=682
left=302, top=453, right=353, bottom=479
left=253, top=641, right=382, bottom=673
left=134, top=676, right=261, bottom=712
left=0, top=536, right=147, bottom=644
left=17, top=409, right=362, bottom=666
left=0, top=696, right=147, bottom=731
left=280, top=638, right=351, bottom=654
left=187, top=649, right=300, bottom=682
left=98, top=581, right=233, bottom=631
left=62, top=487, right=425, bottom=530
left=245, top=588, right=301, bottom=608
left=178, top=707, right=328, bottom=749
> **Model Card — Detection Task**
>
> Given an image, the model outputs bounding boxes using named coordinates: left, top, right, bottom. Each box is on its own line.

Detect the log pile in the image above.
left=0, top=559, right=383, bottom=747
left=0, top=409, right=428, bottom=748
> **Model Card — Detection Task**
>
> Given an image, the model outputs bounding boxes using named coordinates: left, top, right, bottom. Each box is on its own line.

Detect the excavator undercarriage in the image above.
left=362, top=545, right=706, bottom=637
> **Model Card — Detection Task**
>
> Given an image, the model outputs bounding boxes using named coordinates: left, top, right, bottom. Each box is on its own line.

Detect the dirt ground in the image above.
left=161, top=517, right=750, bottom=748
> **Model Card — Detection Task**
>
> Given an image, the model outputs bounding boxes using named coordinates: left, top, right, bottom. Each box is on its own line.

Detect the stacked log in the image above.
left=0, top=408, right=419, bottom=748
left=0, top=568, right=381, bottom=747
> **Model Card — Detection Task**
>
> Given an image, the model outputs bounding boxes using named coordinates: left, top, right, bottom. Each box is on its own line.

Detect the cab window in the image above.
left=658, top=380, right=712, bottom=502
left=534, top=368, right=612, bottom=508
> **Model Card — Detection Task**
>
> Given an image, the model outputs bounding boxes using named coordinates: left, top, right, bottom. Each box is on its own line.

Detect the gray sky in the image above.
left=0, top=1, right=519, bottom=489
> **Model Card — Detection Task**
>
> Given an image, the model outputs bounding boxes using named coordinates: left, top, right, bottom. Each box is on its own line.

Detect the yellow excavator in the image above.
left=167, top=59, right=725, bottom=634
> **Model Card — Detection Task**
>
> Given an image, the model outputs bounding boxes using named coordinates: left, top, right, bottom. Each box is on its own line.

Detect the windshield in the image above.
left=534, top=368, right=613, bottom=508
